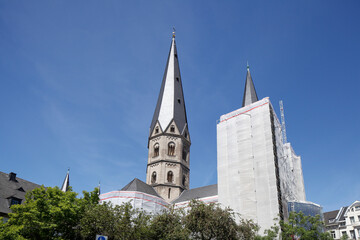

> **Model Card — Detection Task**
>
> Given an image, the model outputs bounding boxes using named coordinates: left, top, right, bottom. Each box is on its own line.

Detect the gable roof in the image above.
left=121, top=178, right=161, bottom=198
left=0, top=171, right=41, bottom=215
left=324, top=210, right=339, bottom=225
left=172, top=184, right=218, bottom=204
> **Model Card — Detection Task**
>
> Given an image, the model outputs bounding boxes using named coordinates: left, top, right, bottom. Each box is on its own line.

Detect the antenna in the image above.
left=279, top=100, right=287, bottom=144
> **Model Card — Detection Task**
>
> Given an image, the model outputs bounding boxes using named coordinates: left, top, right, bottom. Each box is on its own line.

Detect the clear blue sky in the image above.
left=1, top=1, right=359, bottom=212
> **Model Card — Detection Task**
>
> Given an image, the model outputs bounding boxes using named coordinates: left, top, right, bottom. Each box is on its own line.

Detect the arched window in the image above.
left=167, top=171, right=173, bottom=183
left=168, top=142, right=175, bottom=156
left=170, top=125, right=175, bottom=133
left=154, top=143, right=159, bottom=157
left=151, top=172, right=157, bottom=184
left=182, top=175, right=186, bottom=186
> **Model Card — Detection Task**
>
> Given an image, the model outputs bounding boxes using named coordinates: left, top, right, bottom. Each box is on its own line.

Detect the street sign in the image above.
left=95, top=235, right=108, bottom=240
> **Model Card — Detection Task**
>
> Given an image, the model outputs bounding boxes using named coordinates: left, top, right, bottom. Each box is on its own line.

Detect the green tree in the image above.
left=184, top=200, right=259, bottom=240
left=0, top=186, right=99, bottom=240
left=280, top=211, right=332, bottom=240
left=148, top=207, right=189, bottom=240
left=79, top=201, right=151, bottom=240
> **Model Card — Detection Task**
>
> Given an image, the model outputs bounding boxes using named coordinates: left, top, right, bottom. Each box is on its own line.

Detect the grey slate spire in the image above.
left=61, top=169, right=69, bottom=192
left=150, top=34, right=188, bottom=135
left=242, top=65, right=259, bottom=107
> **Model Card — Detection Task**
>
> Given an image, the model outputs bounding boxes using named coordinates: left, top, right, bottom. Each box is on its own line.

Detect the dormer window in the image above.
left=9, top=197, right=22, bottom=207
left=170, top=125, right=175, bottom=133
left=168, top=142, right=175, bottom=156
left=177, top=99, right=181, bottom=104
left=151, top=172, right=157, bottom=184
left=154, top=143, right=159, bottom=157
left=155, top=127, right=159, bottom=134
left=176, top=77, right=179, bottom=82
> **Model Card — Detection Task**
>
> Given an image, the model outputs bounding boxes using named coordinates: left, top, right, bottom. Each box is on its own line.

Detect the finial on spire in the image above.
left=172, top=26, right=176, bottom=38
left=247, top=61, right=250, bottom=71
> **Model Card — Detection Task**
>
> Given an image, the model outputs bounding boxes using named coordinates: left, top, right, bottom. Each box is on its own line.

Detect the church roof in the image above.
left=242, top=65, right=259, bottom=107
left=0, top=171, right=41, bottom=215
left=150, top=35, right=188, bottom=134
left=172, top=184, right=218, bottom=204
left=121, top=178, right=161, bottom=198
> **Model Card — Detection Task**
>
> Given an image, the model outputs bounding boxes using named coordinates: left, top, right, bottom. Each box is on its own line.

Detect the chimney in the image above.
left=9, top=172, right=17, bottom=182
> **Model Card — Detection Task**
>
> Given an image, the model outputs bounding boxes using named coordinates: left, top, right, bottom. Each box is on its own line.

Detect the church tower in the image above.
left=146, top=33, right=191, bottom=202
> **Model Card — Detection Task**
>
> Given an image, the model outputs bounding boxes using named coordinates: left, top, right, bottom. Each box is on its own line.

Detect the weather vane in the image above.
left=172, top=26, right=176, bottom=38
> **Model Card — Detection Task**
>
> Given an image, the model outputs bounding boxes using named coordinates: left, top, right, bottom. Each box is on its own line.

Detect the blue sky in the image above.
left=1, top=1, right=359, bottom=212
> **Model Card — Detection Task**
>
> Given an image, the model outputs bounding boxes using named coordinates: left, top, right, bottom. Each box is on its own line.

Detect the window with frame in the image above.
left=350, top=216, right=355, bottom=223
left=170, top=125, right=175, bottom=133
left=330, top=231, right=335, bottom=238
left=167, top=171, right=173, bottom=183
left=151, top=172, right=157, bottom=184
left=350, top=230, right=355, bottom=239
left=168, top=142, right=175, bottom=156
left=154, top=143, right=159, bottom=157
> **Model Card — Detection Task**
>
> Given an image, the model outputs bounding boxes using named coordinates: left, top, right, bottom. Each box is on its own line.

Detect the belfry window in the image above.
left=167, top=171, right=173, bottom=183
left=182, top=175, right=186, bottom=186
left=170, top=125, right=175, bottom=133
left=154, top=143, right=159, bottom=157
left=151, top=172, right=157, bottom=184
left=168, top=142, right=175, bottom=156
left=182, top=149, right=187, bottom=161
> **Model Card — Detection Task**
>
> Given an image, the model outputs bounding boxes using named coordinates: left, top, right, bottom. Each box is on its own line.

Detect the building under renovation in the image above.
left=100, top=34, right=311, bottom=233
left=217, top=66, right=306, bottom=232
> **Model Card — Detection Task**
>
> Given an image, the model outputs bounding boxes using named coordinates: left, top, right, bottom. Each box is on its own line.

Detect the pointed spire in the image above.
left=150, top=33, right=188, bottom=135
left=61, top=168, right=70, bottom=192
left=98, top=181, right=101, bottom=195
left=242, top=64, right=259, bottom=107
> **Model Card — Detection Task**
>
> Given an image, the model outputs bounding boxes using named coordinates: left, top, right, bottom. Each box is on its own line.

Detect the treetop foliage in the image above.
left=0, top=186, right=332, bottom=240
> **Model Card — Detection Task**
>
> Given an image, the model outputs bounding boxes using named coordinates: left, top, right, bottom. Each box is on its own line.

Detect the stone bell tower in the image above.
left=146, top=33, right=191, bottom=202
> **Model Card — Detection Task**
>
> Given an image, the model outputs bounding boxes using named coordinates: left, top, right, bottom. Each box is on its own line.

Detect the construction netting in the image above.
left=217, top=98, right=306, bottom=234
left=99, top=191, right=169, bottom=213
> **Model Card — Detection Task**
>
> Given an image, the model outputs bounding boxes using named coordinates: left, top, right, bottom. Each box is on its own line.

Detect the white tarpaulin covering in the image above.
left=174, top=195, right=218, bottom=211
left=100, top=191, right=169, bottom=213
left=217, top=97, right=306, bottom=234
